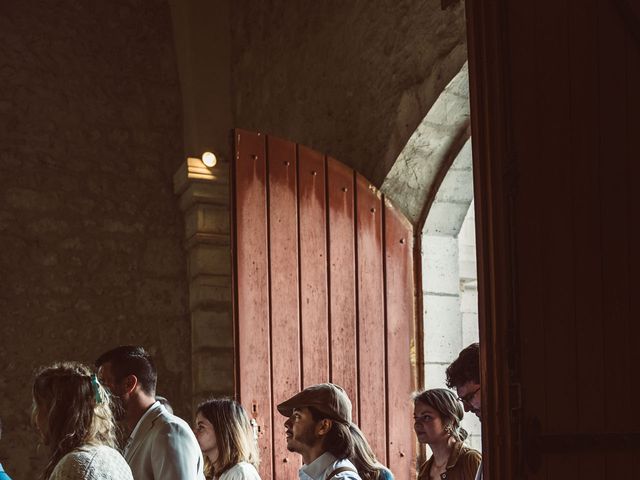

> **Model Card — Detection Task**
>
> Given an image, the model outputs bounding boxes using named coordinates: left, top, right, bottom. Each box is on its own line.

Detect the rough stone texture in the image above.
left=231, top=0, right=467, bottom=187
left=169, top=0, right=233, bottom=161
left=0, top=1, right=188, bottom=478
left=382, top=63, right=470, bottom=225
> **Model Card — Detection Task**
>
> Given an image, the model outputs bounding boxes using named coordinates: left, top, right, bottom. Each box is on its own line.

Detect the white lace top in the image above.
left=49, top=445, right=133, bottom=480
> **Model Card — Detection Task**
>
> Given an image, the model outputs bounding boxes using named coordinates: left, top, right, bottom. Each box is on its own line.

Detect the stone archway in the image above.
left=381, top=62, right=470, bottom=226
left=380, top=61, right=480, bottom=449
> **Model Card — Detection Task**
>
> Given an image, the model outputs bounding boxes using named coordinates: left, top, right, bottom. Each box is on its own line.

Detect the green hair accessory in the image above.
left=90, top=374, right=104, bottom=404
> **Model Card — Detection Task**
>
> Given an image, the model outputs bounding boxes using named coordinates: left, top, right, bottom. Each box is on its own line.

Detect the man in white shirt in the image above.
left=278, top=383, right=362, bottom=480
left=446, top=343, right=483, bottom=480
left=96, top=346, right=205, bottom=480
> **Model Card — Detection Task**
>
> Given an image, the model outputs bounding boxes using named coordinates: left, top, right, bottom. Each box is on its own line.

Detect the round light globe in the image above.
left=202, top=151, right=217, bottom=167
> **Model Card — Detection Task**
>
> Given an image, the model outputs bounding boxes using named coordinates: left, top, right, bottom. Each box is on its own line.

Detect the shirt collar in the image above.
left=300, top=451, right=338, bottom=480
left=447, top=440, right=465, bottom=468
left=127, top=401, right=161, bottom=444
left=423, top=441, right=466, bottom=472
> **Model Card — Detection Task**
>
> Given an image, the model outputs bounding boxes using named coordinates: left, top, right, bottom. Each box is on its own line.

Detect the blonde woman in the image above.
left=194, top=398, right=260, bottom=480
left=32, top=362, right=133, bottom=480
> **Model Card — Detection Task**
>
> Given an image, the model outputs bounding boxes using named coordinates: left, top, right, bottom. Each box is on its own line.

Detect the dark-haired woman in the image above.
left=194, top=398, right=261, bottom=480
left=413, top=389, right=480, bottom=480
left=32, top=362, right=133, bottom=480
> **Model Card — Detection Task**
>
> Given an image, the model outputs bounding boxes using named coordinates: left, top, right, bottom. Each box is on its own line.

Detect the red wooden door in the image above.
left=233, top=130, right=417, bottom=479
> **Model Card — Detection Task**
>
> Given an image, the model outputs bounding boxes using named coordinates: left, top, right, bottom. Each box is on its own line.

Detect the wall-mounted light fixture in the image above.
left=202, top=151, right=217, bottom=168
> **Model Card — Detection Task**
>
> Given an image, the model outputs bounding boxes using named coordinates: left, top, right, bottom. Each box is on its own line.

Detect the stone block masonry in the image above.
left=174, top=157, right=234, bottom=408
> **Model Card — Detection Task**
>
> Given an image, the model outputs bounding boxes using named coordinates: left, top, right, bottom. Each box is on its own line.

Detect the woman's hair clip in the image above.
left=90, top=374, right=104, bottom=404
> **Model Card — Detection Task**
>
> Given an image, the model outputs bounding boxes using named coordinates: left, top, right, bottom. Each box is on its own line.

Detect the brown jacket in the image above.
left=418, top=442, right=481, bottom=480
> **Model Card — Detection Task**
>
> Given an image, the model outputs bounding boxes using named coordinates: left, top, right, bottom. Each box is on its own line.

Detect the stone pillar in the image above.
left=174, top=157, right=234, bottom=407
left=422, top=234, right=462, bottom=388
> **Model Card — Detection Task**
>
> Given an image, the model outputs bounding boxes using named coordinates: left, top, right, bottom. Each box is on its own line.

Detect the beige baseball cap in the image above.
left=277, top=383, right=352, bottom=424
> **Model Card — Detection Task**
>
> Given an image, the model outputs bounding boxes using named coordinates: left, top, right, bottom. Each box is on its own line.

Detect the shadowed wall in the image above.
left=0, top=2, right=188, bottom=477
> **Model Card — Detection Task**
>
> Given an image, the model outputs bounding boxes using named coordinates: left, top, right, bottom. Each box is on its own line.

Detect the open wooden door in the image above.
left=468, top=0, right=640, bottom=478
left=232, top=130, right=417, bottom=479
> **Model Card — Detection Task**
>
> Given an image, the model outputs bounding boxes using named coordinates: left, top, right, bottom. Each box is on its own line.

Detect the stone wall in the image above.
left=422, top=140, right=481, bottom=450
left=0, top=1, right=188, bottom=478
left=231, top=0, right=467, bottom=186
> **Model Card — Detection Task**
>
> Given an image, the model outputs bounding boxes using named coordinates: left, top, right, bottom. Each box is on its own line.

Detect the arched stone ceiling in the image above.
left=170, top=0, right=468, bottom=214
left=229, top=0, right=467, bottom=186
left=381, top=63, right=469, bottom=226
left=423, top=137, right=473, bottom=237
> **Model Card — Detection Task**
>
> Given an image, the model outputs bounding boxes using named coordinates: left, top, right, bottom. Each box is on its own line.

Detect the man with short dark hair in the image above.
left=446, top=342, right=482, bottom=479
left=96, top=346, right=204, bottom=480
left=278, top=383, right=362, bottom=480
left=0, top=418, right=13, bottom=480
left=446, top=343, right=481, bottom=420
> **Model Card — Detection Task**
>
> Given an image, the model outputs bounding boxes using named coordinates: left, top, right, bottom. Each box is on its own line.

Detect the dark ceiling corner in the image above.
left=441, top=0, right=461, bottom=10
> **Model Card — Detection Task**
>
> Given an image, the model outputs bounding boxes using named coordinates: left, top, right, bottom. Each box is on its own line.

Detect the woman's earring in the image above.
left=445, top=425, right=453, bottom=436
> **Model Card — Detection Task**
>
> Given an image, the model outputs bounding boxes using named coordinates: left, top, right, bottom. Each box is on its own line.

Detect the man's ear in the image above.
left=122, top=374, right=138, bottom=395
left=316, top=418, right=333, bottom=437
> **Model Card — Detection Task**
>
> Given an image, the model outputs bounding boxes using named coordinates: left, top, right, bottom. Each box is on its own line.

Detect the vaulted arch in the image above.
left=381, top=63, right=470, bottom=228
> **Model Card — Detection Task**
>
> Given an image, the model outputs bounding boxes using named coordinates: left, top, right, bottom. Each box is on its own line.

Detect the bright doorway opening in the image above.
left=421, top=139, right=481, bottom=450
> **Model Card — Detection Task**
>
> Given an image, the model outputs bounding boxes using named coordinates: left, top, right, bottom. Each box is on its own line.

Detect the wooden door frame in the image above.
left=465, top=0, right=519, bottom=478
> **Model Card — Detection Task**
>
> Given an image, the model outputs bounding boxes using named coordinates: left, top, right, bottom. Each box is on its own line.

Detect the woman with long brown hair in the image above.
left=32, top=362, right=133, bottom=480
left=194, top=398, right=260, bottom=480
left=413, top=389, right=480, bottom=480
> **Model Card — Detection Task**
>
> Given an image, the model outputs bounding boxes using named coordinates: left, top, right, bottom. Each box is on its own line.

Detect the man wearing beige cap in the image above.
left=278, top=383, right=362, bottom=480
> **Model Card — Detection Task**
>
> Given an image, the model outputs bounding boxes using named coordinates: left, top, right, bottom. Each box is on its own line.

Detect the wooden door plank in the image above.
left=266, top=135, right=302, bottom=478
left=298, top=145, right=330, bottom=387
left=534, top=2, right=579, bottom=477
left=507, top=0, right=547, bottom=477
left=627, top=27, right=640, bottom=479
left=356, top=173, right=387, bottom=464
left=235, top=132, right=416, bottom=477
left=569, top=0, right=606, bottom=478
left=234, top=129, right=273, bottom=479
left=384, top=199, right=416, bottom=479
left=326, top=157, right=359, bottom=421
left=534, top=0, right=577, bottom=431
left=598, top=1, right=633, bottom=476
